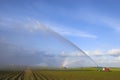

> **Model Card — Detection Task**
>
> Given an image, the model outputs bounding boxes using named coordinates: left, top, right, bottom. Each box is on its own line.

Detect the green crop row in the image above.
left=0, top=71, right=24, bottom=80
left=0, top=68, right=120, bottom=80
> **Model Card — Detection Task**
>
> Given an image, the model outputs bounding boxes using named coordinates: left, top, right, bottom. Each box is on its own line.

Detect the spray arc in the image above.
left=0, top=20, right=98, bottom=68
left=37, top=22, right=98, bottom=68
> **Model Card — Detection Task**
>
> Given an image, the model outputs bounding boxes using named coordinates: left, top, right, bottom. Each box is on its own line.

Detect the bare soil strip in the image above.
left=24, top=68, right=35, bottom=80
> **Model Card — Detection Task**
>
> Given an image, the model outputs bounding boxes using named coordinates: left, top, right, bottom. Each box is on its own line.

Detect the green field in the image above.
left=0, top=67, right=120, bottom=80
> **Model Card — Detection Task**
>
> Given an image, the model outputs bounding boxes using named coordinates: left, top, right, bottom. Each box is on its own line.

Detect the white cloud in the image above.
left=102, top=17, right=120, bottom=32
left=36, top=63, right=48, bottom=67
left=85, top=50, right=104, bottom=56
left=84, top=48, right=120, bottom=67
left=0, top=15, right=98, bottom=39
left=60, top=51, right=85, bottom=57
left=62, top=30, right=97, bottom=38
left=115, top=56, right=120, bottom=61
left=45, top=23, right=97, bottom=39
left=76, top=10, right=120, bottom=33
left=1, top=17, right=120, bottom=67
left=108, top=49, right=120, bottom=56
left=23, top=20, right=49, bottom=33
left=86, top=48, right=120, bottom=57
left=57, top=8, right=120, bottom=33
left=0, top=17, right=51, bottom=34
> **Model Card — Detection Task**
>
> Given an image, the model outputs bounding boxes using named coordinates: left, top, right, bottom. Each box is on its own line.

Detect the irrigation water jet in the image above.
left=0, top=19, right=98, bottom=68
left=36, top=21, right=98, bottom=68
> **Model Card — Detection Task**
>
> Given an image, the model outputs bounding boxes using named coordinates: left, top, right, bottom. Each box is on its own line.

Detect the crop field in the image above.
left=0, top=68, right=120, bottom=80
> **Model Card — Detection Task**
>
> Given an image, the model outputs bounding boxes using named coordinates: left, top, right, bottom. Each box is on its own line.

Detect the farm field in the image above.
left=0, top=68, right=120, bottom=80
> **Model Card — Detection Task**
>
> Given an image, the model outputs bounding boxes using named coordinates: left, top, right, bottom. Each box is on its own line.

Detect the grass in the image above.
left=33, top=68, right=120, bottom=80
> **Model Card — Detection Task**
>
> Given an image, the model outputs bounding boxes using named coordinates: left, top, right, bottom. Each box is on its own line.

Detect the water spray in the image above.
left=38, top=22, right=98, bottom=67
left=0, top=19, right=98, bottom=68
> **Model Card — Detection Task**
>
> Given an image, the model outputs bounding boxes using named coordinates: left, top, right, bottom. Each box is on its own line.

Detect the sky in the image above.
left=0, top=0, right=120, bottom=67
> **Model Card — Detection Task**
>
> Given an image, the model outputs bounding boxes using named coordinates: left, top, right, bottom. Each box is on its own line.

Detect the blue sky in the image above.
left=0, top=0, right=120, bottom=67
